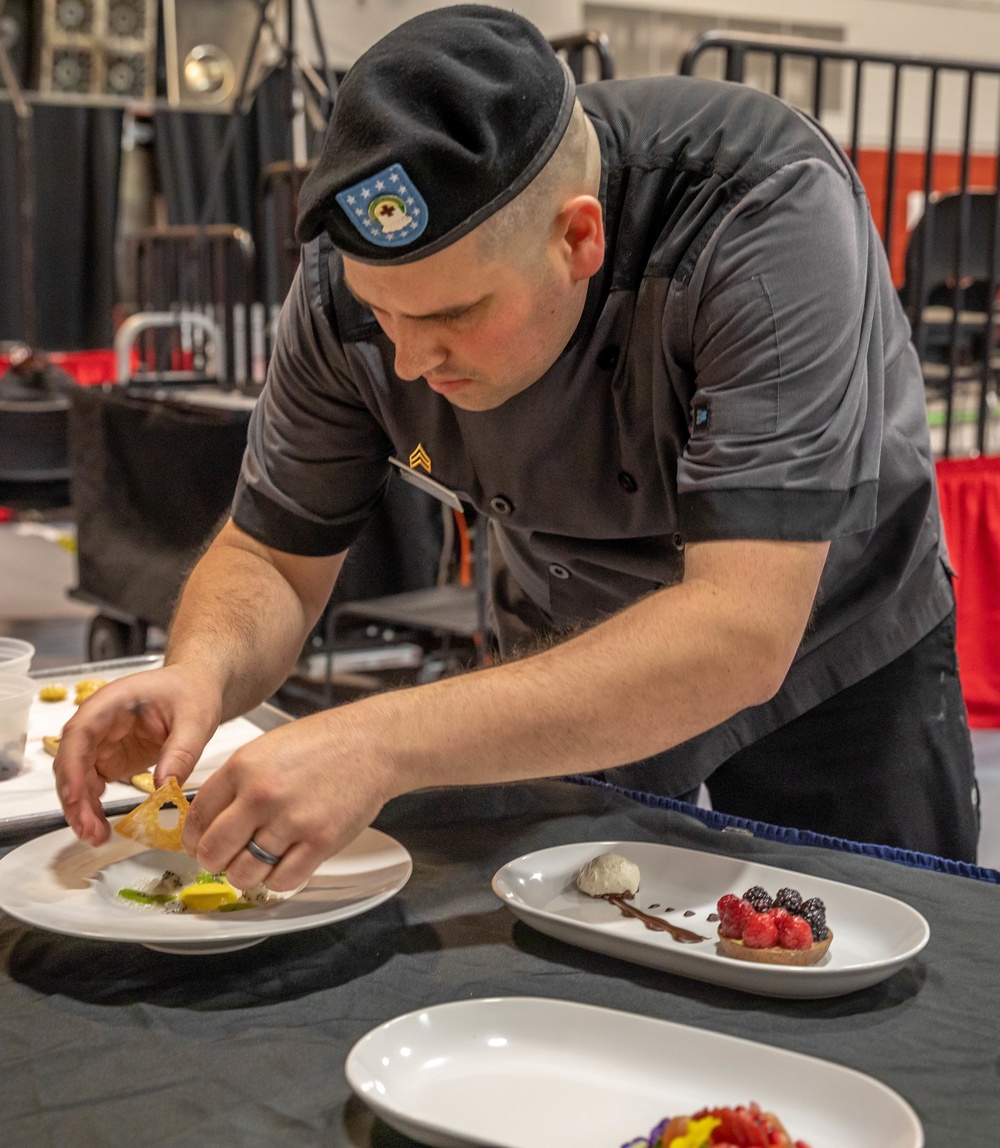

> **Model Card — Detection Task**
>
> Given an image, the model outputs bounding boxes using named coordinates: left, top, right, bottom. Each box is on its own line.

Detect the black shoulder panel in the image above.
left=579, top=77, right=851, bottom=288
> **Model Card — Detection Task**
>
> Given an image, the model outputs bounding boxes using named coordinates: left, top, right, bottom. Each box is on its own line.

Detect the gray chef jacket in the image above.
left=232, top=76, right=954, bottom=797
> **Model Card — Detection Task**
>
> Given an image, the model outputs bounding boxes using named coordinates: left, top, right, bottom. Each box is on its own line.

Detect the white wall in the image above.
left=297, top=0, right=1000, bottom=70
left=295, top=1, right=579, bottom=70
left=295, top=0, right=1000, bottom=150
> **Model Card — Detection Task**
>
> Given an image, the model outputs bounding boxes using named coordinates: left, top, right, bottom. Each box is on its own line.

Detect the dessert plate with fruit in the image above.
left=346, top=997, right=923, bottom=1147
left=491, top=841, right=929, bottom=998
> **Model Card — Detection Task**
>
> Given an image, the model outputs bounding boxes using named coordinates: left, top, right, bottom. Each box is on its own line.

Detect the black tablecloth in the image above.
left=1, top=779, right=997, bottom=1148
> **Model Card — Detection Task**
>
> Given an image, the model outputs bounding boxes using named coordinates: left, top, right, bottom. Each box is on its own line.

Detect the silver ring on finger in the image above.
left=245, top=837, right=283, bottom=867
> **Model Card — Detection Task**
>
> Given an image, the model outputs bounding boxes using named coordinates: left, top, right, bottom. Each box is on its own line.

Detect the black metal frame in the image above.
left=549, top=31, right=615, bottom=82
left=680, top=31, right=1000, bottom=457
left=258, top=159, right=314, bottom=308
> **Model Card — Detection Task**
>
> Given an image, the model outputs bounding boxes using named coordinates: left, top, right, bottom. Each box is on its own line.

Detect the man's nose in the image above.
left=392, top=320, right=447, bottom=381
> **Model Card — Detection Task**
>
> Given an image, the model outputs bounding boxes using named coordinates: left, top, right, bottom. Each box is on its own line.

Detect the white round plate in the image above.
left=345, top=996, right=924, bottom=1148
left=491, top=841, right=930, bottom=998
left=0, top=820, right=411, bottom=954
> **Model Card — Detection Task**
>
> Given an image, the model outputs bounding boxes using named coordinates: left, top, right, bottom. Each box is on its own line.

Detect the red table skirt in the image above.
left=0, top=349, right=118, bottom=385
left=937, top=455, right=1000, bottom=728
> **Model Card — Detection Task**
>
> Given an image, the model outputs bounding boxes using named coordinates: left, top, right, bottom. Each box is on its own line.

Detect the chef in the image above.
left=55, top=6, right=979, bottom=886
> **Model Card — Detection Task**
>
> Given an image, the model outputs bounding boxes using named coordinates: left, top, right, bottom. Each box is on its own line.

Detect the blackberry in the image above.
left=743, top=885, right=773, bottom=912
left=773, top=887, right=803, bottom=915
left=799, top=897, right=828, bottom=942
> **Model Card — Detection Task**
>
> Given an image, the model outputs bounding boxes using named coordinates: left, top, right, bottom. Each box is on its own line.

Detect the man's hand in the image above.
left=53, top=519, right=345, bottom=851
left=54, top=665, right=223, bottom=846
left=181, top=706, right=395, bottom=893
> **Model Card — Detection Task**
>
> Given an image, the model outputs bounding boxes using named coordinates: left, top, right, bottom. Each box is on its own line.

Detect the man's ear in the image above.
left=555, top=195, right=605, bottom=282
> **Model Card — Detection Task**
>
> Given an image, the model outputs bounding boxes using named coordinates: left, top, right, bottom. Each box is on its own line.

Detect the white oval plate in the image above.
left=491, top=841, right=929, bottom=998
left=0, top=819, right=411, bottom=954
left=345, top=996, right=924, bottom=1148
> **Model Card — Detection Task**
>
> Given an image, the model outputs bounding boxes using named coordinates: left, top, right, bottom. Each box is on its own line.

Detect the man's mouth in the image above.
left=426, top=376, right=474, bottom=394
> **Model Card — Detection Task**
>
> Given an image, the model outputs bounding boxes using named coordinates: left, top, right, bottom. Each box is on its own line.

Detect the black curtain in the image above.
left=153, top=68, right=289, bottom=231
left=152, top=67, right=322, bottom=306
left=70, top=385, right=253, bottom=629
left=0, top=101, right=122, bottom=350
left=70, top=385, right=443, bottom=629
left=0, top=63, right=320, bottom=349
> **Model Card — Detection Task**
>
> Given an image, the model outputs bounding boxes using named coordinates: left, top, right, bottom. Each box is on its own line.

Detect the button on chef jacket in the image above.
left=232, top=76, right=953, bottom=798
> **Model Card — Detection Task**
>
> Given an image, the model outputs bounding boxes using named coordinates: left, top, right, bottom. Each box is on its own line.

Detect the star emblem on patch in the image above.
left=335, top=163, right=429, bottom=248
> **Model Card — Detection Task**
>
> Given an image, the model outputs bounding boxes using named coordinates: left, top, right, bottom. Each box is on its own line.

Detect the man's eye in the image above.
left=438, top=306, right=476, bottom=324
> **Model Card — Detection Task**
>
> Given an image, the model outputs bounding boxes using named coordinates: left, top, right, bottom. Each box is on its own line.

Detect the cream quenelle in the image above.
left=575, top=852, right=641, bottom=897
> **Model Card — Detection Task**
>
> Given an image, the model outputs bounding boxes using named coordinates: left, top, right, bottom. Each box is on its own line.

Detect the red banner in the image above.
left=937, top=455, right=1000, bottom=728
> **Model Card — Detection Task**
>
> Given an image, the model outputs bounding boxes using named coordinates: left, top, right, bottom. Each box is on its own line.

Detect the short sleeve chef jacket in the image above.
left=232, top=76, right=954, bottom=796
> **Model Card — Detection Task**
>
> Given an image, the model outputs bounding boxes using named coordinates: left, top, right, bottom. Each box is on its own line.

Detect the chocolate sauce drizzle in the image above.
left=604, top=895, right=707, bottom=943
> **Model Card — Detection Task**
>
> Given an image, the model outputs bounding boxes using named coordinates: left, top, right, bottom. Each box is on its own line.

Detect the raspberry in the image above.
left=719, top=897, right=754, bottom=938
left=799, top=897, right=828, bottom=942
left=778, top=914, right=814, bottom=950
left=774, top=886, right=803, bottom=915
left=742, top=910, right=778, bottom=948
left=717, top=893, right=742, bottom=917
left=766, top=905, right=791, bottom=926
left=743, top=885, right=773, bottom=912
left=703, top=1107, right=742, bottom=1144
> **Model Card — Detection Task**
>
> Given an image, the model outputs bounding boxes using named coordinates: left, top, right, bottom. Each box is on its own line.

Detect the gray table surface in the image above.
left=1, top=773, right=997, bottom=1147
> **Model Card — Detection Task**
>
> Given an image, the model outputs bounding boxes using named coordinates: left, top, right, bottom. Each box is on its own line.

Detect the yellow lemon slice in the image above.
left=178, top=879, right=239, bottom=913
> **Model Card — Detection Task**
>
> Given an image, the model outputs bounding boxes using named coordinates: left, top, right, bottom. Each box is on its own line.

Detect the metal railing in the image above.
left=681, top=32, right=1000, bottom=457
left=550, top=31, right=615, bottom=83
left=128, top=224, right=263, bottom=389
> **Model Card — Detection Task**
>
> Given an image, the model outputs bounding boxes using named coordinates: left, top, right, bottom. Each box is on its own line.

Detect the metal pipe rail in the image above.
left=129, top=224, right=257, bottom=387
left=114, top=311, right=223, bottom=385
left=680, top=31, right=1000, bottom=457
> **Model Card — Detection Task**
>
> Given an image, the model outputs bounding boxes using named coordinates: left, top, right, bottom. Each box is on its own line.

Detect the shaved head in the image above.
left=474, top=101, right=601, bottom=269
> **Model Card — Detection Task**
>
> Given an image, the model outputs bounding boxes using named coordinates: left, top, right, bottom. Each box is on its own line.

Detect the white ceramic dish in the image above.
left=491, top=841, right=929, bottom=999
left=0, top=820, right=412, bottom=954
left=1, top=657, right=266, bottom=832
left=345, top=996, right=924, bottom=1148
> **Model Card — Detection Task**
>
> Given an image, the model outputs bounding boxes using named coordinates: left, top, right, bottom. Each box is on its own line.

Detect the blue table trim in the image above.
left=564, top=774, right=1000, bottom=885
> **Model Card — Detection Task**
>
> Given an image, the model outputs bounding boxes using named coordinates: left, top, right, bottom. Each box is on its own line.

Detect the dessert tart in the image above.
left=715, top=885, right=832, bottom=966
left=626, top=1100, right=811, bottom=1148
left=717, top=927, right=833, bottom=966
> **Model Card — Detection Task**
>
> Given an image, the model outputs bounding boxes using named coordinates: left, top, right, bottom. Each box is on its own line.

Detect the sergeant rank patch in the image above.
left=409, top=444, right=432, bottom=473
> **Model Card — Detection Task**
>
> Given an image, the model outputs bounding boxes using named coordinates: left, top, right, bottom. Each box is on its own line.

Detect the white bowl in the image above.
left=0, top=637, right=34, bottom=678
left=0, top=674, right=35, bottom=780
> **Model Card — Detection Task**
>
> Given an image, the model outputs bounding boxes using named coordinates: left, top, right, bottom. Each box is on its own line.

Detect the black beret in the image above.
left=295, top=5, right=576, bottom=264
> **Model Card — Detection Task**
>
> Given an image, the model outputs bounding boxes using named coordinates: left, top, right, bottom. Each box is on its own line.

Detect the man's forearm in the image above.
left=369, top=582, right=774, bottom=790
left=358, top=538, right=828, bottom=797
left=165, top=523, right=342, bottom=721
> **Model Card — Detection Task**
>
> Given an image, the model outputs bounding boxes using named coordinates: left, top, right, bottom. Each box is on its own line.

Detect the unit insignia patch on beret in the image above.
left=335, top=163, right=428, bottom=248
left=295, top=6, right=574, bottom=263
